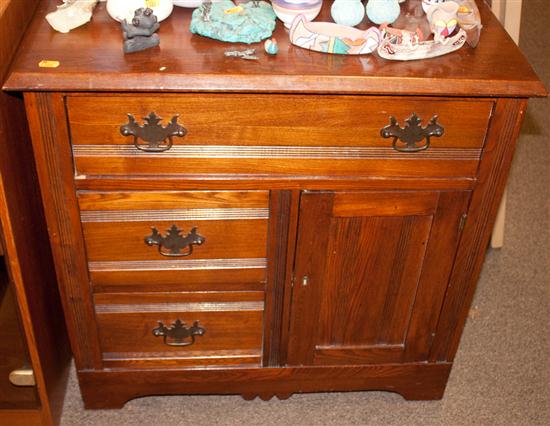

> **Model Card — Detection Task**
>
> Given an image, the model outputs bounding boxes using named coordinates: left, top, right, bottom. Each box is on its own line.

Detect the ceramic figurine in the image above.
left=421, top=0, right=447, bottom=14
left=378, top=27, right=467, bottom=60
left=264, top=38, right=279, bottom=54
left=289, top=15, right=381, bottom=55
left=45, top=0, right=101, bottom=33
left=455, top=0, right=482, bottom=47
left=427, top=1, right=459, bottom=43
left=122, top=8, right=160, bottom=53
left=200, top=0, right=213, bottom=21
left=331, top=0, right=365, bottom=27
left=379, top=23, right=426, bottom=43
left=190, top=0, right=276, bottom=44
left=271, top=0, right=323, bottom=28
left=366, top=0, right=401, bottom=25
left=107, top=0, right=174, bottom=23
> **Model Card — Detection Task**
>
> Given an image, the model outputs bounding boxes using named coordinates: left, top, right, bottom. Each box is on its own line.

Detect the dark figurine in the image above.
left=121, top=8, right=160, bottom=54
left=200, top=0, right=212, bottom=22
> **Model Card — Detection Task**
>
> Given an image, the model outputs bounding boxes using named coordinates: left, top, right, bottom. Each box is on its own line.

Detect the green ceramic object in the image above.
left=190, top=1, right=277, bottom=44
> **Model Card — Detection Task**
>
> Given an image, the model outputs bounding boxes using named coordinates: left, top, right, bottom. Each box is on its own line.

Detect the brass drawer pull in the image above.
left=381, top=113, right=444, bottom=153
left=144, top=225, right=205, bottom=257
left=153, top=320, right=205, bottom=346
left=120, top=112, right=187, bottom=152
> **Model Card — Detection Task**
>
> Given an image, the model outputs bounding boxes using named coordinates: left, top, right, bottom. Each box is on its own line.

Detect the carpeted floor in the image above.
left=60, top=3, right=550, bottom=425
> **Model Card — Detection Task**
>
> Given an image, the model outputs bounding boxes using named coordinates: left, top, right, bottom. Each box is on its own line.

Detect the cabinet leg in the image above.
left=276, top=393, right=292, bottom=400
left=80, top=388, right=132, bottom=409
left=397, top=384, right=447, bottom=401
left=241, top=393, right=257, bottom=401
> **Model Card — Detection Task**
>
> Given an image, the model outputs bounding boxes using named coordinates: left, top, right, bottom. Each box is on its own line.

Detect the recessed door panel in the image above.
left=287, top=191, right=470, bottom=366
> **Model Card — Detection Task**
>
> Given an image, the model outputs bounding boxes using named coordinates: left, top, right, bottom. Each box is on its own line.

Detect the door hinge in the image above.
left=290, top=272, right=296, bottom=288
left=459, top=213, right=468, bottom=233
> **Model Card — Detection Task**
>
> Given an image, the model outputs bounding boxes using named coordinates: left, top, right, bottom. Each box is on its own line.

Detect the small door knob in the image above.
left=9, top=367, right=36, bottom=387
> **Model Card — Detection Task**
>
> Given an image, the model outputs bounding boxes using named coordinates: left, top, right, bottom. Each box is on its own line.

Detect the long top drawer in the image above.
left=67, top=95, right=493, bottom=179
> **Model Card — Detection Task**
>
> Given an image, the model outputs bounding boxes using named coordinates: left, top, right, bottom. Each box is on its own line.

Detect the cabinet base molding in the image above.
left=0, top=410, right=42, bottom=426
left=78, top=363, right=452, bottom=409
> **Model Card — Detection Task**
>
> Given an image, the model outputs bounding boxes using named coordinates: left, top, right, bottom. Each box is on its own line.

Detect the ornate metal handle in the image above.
left=144, top=225, right=205, bottom=257
left=152, top=320, right=205, bottom=347
left=120, top=112, right=187, bottom=152
left=380, top=113, right=444, bottom=153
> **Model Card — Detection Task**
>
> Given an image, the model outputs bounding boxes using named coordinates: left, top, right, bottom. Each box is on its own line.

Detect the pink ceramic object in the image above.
left=289, top=15, right=381, bottom=55
left=427, top=1, right=459, bottom=42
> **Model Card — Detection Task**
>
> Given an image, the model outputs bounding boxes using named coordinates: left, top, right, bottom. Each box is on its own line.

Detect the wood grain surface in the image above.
left=95, top=291, right=264, bottom=367
left=287, top=190, right=469, bottom=366
left=78, top=363, right=452, bottom=408
left=68, top=94, right=489, bottom=179
left=3, top=1, right=546, bottom=97
left=430, top=98, right=531, bottom=362
left=23, top=92, right=102, bottom=371
left=82, top=219, right=267, bottom=261
left=73, top=154, right=483, bottom=179
left=67, top=95, right=492, bottom=148
left=78, top=190, right=269, bottom=210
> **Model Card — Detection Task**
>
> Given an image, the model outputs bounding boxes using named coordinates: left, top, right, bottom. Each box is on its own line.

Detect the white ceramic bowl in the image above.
left=107, top=0, right=174, bottom=22
left=271, top=0, right=323, bottom=27
left=173, top=0, right=203, bottom=6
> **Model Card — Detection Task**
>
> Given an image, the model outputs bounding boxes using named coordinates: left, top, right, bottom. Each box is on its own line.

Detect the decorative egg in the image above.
left=331, top=0, right=365, bottom=27
left=271, top=0, right=323, bottom=27
left=366, top=0, right=401, bottom=25
left=264, top=38, right=279, bottom=55
left=106, top=0, right=174, bottom=23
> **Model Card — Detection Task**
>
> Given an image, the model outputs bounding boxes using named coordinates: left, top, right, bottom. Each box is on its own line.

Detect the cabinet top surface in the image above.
left=3, top=0, right=546, bottom=97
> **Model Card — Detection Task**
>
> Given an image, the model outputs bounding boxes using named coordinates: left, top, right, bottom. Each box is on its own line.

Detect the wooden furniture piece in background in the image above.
left=4, top=0, right=545, bottom=409
left=0, top=0, right=71, bottom=425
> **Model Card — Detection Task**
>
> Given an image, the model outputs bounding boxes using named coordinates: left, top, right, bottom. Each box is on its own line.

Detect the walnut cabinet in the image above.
left=4, top=1, right=546, bottom=409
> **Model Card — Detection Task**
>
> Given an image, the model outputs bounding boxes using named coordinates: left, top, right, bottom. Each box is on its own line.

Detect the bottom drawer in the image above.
left=94, top=292, right=264, bottom=368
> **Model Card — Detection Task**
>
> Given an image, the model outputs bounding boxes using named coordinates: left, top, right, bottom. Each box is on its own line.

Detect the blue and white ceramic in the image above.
left=366, top=0, right=401, bottom=25
left=331, top=0, right=365, bottom=27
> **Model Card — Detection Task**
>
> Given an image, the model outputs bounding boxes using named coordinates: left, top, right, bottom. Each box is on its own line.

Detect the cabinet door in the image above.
left=287, top=191, right=470, bottom=366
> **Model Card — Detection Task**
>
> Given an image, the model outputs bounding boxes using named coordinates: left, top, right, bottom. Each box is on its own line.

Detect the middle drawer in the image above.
left=78, top=190, right=269, bottom=293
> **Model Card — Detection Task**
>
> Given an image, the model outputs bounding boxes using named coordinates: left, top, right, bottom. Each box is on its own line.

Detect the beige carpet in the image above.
left=60, top=2, right=550, bottom=425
